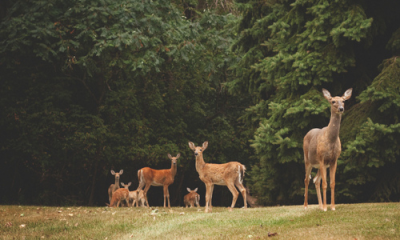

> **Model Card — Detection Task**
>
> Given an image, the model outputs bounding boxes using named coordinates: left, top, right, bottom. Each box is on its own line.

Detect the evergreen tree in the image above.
left=231, top=0, right=400, bottom=204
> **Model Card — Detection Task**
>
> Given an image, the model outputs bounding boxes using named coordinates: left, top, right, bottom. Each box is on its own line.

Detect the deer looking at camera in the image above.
left=136, top=153, right=180, bottom=208
left=107, top=188, right=129, bottom=208
left=184, top=188, right=200, bottom=208
left=304, top=88, right=352, bottom=211
left=121, top=182, right=146, bottom=207
left=108, top=169, right=123, bottom=204
left=188, top=141, right=247, bottom=213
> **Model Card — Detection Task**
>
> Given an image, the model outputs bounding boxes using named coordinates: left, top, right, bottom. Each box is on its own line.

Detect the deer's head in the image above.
left=188, top=141, right=208, bottom=157
left=111, top=169, right=123, bottom=180
left=168, top=153, right=180, bottom=165
left=322, top=88, right=352, bottom=115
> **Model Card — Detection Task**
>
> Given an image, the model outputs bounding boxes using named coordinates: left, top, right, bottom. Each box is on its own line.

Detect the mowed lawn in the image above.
left=0, top=203, right=399, bottom=239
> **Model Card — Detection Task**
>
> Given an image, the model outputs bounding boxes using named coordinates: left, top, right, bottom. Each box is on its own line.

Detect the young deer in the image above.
left=304, top=88, right=352, bottom=211
left=107, top=188, right=129, bottom=207
left=108, top=169, right=123, bottom=204
left=136, top=153, right=180, bottom=208
left=184, top=188, right=200, bottom=208
left=188, top=141, right=247, bottom=213
left=121, top=182, right=146, bottom=207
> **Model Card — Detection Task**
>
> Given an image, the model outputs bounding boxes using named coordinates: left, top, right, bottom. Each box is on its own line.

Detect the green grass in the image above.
left=0, top=203, right=399, bottom=239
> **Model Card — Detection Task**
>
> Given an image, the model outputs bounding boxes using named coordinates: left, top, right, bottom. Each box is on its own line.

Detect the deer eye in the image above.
left=332, top=101, right=336, bottom=104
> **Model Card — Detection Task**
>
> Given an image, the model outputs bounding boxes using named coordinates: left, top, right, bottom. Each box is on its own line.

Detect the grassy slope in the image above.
left=0, top=203, right=399, bottom=239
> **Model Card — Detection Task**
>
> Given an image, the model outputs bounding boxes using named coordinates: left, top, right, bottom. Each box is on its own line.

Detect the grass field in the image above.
left=0, top=203, right=399, bottom=239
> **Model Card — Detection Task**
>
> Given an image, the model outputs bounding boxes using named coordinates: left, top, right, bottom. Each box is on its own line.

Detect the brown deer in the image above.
left=121, top=182, right=146, bottom=207
left=188, top=141, right=247, bottom=213
left=108, top=169, right=123, bottom=204
left=184, top=188, right=200, bottom=208
left=107, top=188, right=129, bottom=207
left=136, top=153, right=180, bottom=208
left=303, top=88, right=352, bottom=211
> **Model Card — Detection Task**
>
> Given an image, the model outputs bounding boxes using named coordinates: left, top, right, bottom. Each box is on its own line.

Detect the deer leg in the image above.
left=319, top=165, right=328, bottom=211
left=163, top=185, right=170, bottom=208
left=204, top=183, right=213, bottom=213
left=304, top=163, right=312, bottom=209
left=210, top=184, right=214, bottom=212
left=330, top=161, right=337, bottom=211
left=204, top=184, right=210, bottom=213
left=314, top=170, right=323, bottom=209
left=226, top=182, right=239, bottom=211
left=235, top=180, right=247, bottom=209
left=143, top=184, right=151, bottom=208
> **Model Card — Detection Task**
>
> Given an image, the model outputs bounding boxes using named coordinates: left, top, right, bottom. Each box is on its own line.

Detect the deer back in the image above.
left=140, top=167, right=176, bottom=186
left=200, top=161, right=244, bottom=185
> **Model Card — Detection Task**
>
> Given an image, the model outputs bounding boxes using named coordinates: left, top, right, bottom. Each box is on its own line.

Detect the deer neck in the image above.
left=195, top=154, right=206, bottom=173
left=170, top=162, right=177, bottom=177
left=114, top=178, right=120, bottom=189
left=326, top=110, right=342, bottom=142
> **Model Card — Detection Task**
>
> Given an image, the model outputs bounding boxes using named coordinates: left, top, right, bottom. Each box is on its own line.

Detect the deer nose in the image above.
left=339, top=107, right=344, bottom=112
left=194, top=152, right=198, bottom=156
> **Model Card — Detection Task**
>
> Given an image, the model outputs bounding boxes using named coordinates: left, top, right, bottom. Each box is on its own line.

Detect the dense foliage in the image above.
left=0, top=0, right=399, bottom=206
left=0, top=0, right=248, bottom=206
left=231, top=0, right=400, bottom=204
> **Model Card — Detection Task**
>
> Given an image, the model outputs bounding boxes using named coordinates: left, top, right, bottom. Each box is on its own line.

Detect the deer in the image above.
left=108, top=169, right=123, bottom=204
left=188, top=141, right=247, bottom=213
left=121, top=182, right=146, bottom=207
left=136, top=153, right=180, bottom=208
left=184, top=188, right=200, bottom=208
left=303, top=88, right=352, bottom=211
left=106, top=188, right=129, bottom=207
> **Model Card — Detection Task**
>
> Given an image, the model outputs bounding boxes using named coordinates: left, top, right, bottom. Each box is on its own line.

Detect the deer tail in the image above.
left=137, top=169, right=145, bottom=190
left=238, top=164, right=246, bottom=184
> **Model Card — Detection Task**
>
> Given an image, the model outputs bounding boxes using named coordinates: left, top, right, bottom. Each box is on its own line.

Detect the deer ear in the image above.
left=322, top=88, right=332, bottom=101
left=168, top=153, right=172, bottom=159
left=188, top=142, right=195, bottom=150
left=176, top=153, right=180, bottom=159
left=194, top=188, right=198, bottom=192
left=121, top=182, right=125, bottom=186
left=342, top=88, right=353, bottom=100
left=202, top=141, right=208, bottom=150
left=119, top=169, right=123, bottom=175
left=187, top=188, right=191, bottom=192
left=111, top=170, right=116, bottom=175
left=128, top=182, right=132, bottom=186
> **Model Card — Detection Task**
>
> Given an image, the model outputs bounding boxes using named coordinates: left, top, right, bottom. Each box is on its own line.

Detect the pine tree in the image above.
left=231, top=0, right=400, bottom=204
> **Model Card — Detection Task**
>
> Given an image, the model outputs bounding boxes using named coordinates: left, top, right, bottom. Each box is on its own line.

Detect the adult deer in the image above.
left=136, top=153, right=180, bottom=208
left=108, top=169, right=123, bottom=204
left=303, top=88, right=352, bottom=211
left=188, top=141, right=247, bottom=213
left=121, top=182, right=146, bottom=207
left=184, top=188, right=200, bottom=208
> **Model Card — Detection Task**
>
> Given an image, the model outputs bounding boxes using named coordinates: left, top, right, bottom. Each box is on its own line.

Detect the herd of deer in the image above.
left=107, top=88, right=353, bottom=213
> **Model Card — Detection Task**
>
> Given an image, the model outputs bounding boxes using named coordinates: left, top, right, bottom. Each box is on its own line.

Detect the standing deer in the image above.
left=184, top=188, right=200, bottom=208
left=136, top=153, right=180, bottom=208
left=108, top=169, right=123, bottom=204
left=303, top=88, right=352, bottom=211
left=121, top=182, right=146, bottom=207
left=107, top=188, right=129, bottom=208
left=188, top=141, right=247, bottom=213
